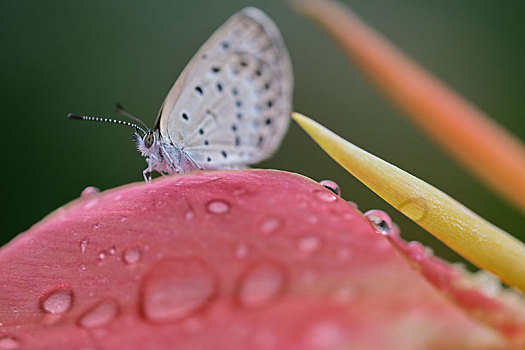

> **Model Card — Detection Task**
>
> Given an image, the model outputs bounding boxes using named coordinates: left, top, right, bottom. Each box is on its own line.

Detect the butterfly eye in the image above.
left=144, top=134, right=155, bottom=148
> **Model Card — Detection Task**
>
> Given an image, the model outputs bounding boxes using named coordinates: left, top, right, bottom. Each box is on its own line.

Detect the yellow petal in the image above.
left=292, top=112, right=525, bottom=293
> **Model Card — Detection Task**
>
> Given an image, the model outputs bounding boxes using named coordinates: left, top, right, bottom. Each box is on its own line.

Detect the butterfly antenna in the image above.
left=114, top=103, right=150, bottom=131
left=67, top=113, right=147, bottom=135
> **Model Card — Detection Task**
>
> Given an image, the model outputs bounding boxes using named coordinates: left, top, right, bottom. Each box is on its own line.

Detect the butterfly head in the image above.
left=144, top=131, right=155, bottom=149
left=133, top=128, right=160, bottom=156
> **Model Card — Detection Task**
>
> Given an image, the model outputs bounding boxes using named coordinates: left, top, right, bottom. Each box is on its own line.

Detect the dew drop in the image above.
left=296, top=236, right=322, bottom=254
left=84, top=198, right=98, bottom=209
left=78, top=299, right=119, bottom=329
left=206, top=200, right=230, bottom=214
left=259, top=217, right=282, bottom=235
left=108, top=246, right=116, bottom=255
left=79, top=237, right=88, bottom=254
left=319, top=180, right=341, bottom=196
left=78, top=264, right=87, bottom=271
left=472, top=270, right=502, bottom=297
left=236, top=262, right=286, bottom=309
left=233, top=243, right=250, bottom=260
left=399, top=196, right=427, bottom=221
left=141, top=258, right=217, bottom=323
left=182, top=209, right=194, bottom=221
left=232, top=187, right=247, bottom=196
left=407, top=241, right=427, bottom=263
left=120, top=216, right=128, bottom=222
left=308, top=322, right=346, bottom=349
left=81, top=186, right=99, bottom=198
left=364, top=209, right=393, bottom=235
left=347, top=201, right=358, bottom=209
left=0, top=336, right=20, bottom=350
left=98, top=251, right=106, bottom=261
left=315, top=190, right=337, bottom=203
left=123, top=247, right=141, bottom=265
left=40, top=288, right=73, bottom=314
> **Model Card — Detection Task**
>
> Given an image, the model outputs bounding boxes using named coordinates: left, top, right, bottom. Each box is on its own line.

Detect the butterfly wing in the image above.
left=154, top=7, right=293, bottom=169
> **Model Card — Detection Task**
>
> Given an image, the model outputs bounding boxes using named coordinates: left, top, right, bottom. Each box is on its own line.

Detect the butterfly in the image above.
left=68, top=7, right=293, bottom=182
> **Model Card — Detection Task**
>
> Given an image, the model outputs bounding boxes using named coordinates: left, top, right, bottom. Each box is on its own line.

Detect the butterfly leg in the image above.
left=142, top=157, right=154, bottom=182
left=143, top=169, right=152, bottom=183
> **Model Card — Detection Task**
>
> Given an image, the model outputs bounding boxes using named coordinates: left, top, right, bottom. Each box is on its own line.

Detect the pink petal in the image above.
left=386, top=227, right=525, bottom=345
left=0, top=170, right=514, bottom=349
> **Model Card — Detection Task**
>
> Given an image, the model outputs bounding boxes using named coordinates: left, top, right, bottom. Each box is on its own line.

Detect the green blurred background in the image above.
left=2, top=0, right=524, bottom=266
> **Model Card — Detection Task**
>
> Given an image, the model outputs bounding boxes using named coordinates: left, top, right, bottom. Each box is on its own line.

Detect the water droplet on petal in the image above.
left=364, top=209, right=392, bottom=235
left=98, top=251, right=106, bottom=261
left=259, top=217, right=282, bottom=235
left=79, top=237, right=88, bottom=254
left=141, top=258, right=217, bottom=323
left=78, top=299, right=119, bottom=329
left=120, top=216, right=128, bottom=222
left=346, top=201, right=358, bottom=209
left=472, top=270, right=502, bottom=297
left=206, top=200, right=230, bottom=214
left=236, top=262, right=286, bottom=309
left=40, top=288, right=73, bottom=314
left=108, top=246, right=116, bottom=255
left=123, top=247, right=141, bottom=265
left=184, top=210, right=195, bottom=221
left=296, top=236, right=322, bottom=254
left=78, top=264, right=87, bottom=271
left=319, top=180, right=341, bottom=196
left=232, top=188, right=248, bottom=196
left=308, top=322, right=346, bottom=349
left=0, top=336, right=20, bottom=350
left=315, top=190, right=337, bottom=203
left=407, top=241, right=427, bottom=263
left=424, top=246, right=434, bottom=257
left=84, top=198, right=99, bottom=210
left=233, top=243, right=251, bottom=260
left=81, top=186, right=99, bottom=198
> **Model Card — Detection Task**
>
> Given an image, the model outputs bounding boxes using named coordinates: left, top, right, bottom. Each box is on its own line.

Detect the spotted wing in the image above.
left=154, top=7, right=293, bottom=168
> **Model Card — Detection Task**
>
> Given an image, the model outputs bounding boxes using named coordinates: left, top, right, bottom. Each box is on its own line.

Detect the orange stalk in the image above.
left=293, top=0, right=525, bottom=214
